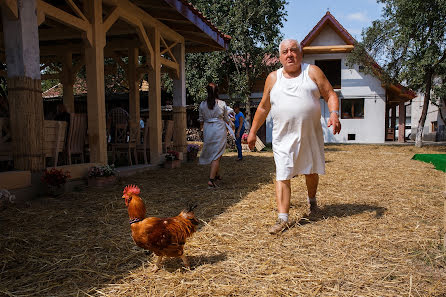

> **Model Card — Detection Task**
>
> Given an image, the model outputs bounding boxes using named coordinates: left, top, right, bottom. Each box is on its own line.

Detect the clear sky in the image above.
left=281, top=0, right=385, bottom=42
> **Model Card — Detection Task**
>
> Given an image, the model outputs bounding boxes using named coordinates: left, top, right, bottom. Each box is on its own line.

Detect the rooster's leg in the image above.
left=181, top=255, right=190, bottom=269
left=152, top=256, right=163, bottom=272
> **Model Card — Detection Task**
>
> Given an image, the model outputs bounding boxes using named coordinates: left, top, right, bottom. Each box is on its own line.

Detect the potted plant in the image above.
left=164, top=150, right=181, bottom=168
left=87, top=164, right=117, bottom=187
left=41, top=168, right=70, bottom=197
left=186, top=144, right=200, bottom=162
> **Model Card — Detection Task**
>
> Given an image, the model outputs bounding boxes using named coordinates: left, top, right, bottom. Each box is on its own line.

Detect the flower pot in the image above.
left=164, top=159, right=181, bottom=168
left=88, top=175, right=117, bottom=188
left=187, top=151, right=198, bottom=162
left=46, top=184, right=65, bottom=197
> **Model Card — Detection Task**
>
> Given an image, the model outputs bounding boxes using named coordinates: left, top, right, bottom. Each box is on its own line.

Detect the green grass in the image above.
left=412, top=154, right=446, bottom=172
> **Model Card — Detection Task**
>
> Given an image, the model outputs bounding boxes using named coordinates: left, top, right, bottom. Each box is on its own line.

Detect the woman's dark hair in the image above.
left=206, top=83, right=219, bottom=110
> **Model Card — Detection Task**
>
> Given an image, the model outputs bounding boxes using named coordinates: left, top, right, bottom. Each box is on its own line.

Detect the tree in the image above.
left=185, top=0, right=287, bottom=122
left=347, top=0, right=446, bottom=147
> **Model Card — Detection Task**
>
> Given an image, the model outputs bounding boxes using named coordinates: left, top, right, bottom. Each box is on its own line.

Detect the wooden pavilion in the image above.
left=0, top=0, right=230, bottom=176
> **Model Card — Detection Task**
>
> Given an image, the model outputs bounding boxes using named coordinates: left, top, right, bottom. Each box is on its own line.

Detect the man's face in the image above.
left=279, top=40, right=302, bottom=70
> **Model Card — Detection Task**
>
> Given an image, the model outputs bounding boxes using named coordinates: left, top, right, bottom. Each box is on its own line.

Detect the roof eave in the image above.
left=162, top=0, right=230, bottom=50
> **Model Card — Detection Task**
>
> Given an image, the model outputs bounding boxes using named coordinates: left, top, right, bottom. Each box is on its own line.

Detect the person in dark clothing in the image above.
left=54, top=104, right=70, bottom=123
left=233, top=103, right=245, bottom=161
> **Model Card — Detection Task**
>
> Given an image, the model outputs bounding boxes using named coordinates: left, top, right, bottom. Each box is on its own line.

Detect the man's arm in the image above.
left=247, top=71, right=277, bottom=149
left=308, top=65, right=341, bottom=135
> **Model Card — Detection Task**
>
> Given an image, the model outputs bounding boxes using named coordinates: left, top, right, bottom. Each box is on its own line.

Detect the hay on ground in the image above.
left=0, top=144, right=445, bottom=296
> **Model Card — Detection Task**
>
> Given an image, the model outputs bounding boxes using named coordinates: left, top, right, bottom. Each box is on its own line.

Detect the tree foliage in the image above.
left=347, top=0, right=446, bottom=146
left=185, top=0, right=287, bottom=112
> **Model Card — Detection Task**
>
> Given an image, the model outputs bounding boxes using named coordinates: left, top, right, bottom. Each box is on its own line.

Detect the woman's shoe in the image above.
left=215, top=175, right=222, bottom=181
left=208, top=179, right=218, bottom=189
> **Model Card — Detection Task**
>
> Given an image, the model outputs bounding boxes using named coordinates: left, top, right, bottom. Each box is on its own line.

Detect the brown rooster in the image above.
left=122, top=185, right=199, bottom=271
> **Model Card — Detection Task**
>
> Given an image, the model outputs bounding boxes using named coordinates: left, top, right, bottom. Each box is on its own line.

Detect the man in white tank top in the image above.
left=248, top=39, right=341, bottom=234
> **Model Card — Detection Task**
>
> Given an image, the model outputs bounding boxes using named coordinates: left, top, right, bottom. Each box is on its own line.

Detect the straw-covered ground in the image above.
left=0, top=144, right=445, bottom=297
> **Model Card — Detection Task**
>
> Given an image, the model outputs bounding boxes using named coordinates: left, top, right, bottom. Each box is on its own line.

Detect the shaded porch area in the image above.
left=0, top=0, right=230, bottom=192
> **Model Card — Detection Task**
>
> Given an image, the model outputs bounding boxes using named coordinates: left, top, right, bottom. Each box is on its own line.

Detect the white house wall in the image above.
left=310, top=26, right=347, bottom=46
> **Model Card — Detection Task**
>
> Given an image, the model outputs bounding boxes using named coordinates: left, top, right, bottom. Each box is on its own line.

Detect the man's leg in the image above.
left=235, top=134, right=243, bottom=160
left=269, top=179, right=291, bottom=234
left=305, top=174, right=319, bottom=211
left=276, top=179, right=291, bottom=213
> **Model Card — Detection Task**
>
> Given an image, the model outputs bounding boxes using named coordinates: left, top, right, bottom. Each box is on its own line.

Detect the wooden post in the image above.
left=398, top=101, right=406, bottom=143
left=444, top=191, right=446, bottom=248
left=172, top=43, right=186, bottom=155
left=384, top=97, right=389, bottom=140
left=84, top=0, right=107, bottom=164
left=391, top=106, right=396, bottom=141
left=2, top=0, right=44, bottom=171
left=61, top=51, right=75, bottom=113
left=148, top=27, right=162, bottom=164
left=128, top=47, right=140, bottom=143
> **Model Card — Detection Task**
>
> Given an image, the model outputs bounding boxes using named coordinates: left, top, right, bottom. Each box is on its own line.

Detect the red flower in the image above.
left=41, top=168, right=70, bottom=187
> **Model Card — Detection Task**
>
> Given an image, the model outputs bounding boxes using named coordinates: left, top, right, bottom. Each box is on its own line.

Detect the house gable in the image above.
left=309, top=25, right=348, bottom=46
left=302, top=11, right=355, bottom=47
left=300, top=12, right=355, bottom=54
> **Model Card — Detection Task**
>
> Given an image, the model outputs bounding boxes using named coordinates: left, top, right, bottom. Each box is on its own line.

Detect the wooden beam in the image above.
left=84, top=0, right=107, bottom=164
left=103, top=6, right=120, bottom=32
left=148, top=27, right=162, bottom=164
left=302, top=45, right=354, bottom=54
left=135, top=21, right=154, bottom=69
left=103, top=0, right=184, bottom=43
left=160, top=57, right=179, bottom=79
left=186, top=44, right=223, bottom=53
left=37, top=0, right=89, bottom=32
left=38, top=28, right=83, bottom=41
left=0, top=0, right=18, bottom=19
left=42, top=73, right=60, bottom=80
left=160, top=37, right=178, bottom=64
left=128, top=47, right=140, bottom=143
left=37, top=8, right=45, bottom=26
left=398, top=102, right=406, bottom=143
left=115, top=6, right=154, bottom=69
left=180, top=32, right=220, bottom=48
left=40, top=44, right=83, bottom=56
left=65, top=0, right=87, bottom=21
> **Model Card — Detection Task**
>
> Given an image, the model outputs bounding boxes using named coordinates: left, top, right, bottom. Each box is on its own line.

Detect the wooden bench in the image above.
left=43, top=120, right=68, bottom=166
left=66, top=113, right=87, bottom=164
left=0, top=119, right=67, bottom=166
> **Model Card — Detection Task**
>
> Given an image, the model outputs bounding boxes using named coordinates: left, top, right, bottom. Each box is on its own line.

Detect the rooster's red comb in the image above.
left=123, top=184, right=140, bottom=195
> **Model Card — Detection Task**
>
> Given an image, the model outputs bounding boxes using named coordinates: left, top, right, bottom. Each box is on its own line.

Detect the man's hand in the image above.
left=327, top=113, right=341, bottom=134
left=247, top=131, right=256, bottom=150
